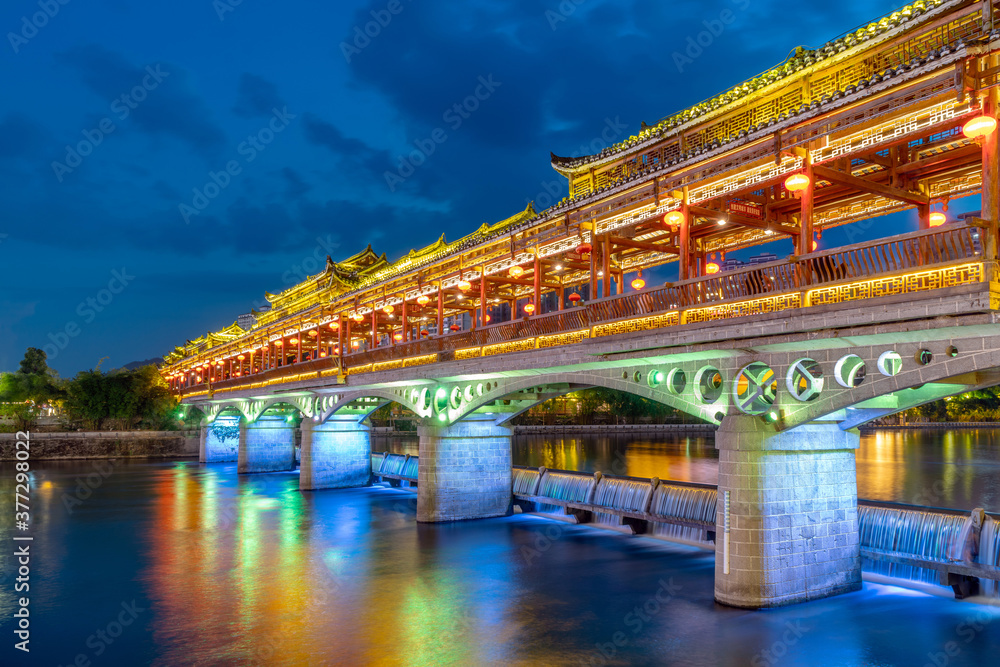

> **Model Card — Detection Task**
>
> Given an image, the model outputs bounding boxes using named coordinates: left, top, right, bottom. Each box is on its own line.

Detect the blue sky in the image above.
left=0, top=0, right=968, bottom=376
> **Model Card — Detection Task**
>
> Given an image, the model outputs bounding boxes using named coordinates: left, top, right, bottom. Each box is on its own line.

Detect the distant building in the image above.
left=748, top=252, right=778, bottom=265
left=721, top=258, right=745, bottom=272
left=237, top=312, right=257, bottom=330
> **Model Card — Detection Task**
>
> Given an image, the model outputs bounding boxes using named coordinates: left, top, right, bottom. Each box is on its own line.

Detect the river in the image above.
left=0, top=428, right=998, bottom=665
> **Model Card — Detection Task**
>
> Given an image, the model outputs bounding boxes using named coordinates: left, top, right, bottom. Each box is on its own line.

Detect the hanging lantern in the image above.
left=237, top=355, right=245, bottom=361
left=784, top=173, right=811, bottom=194
left=449, top=324, right=461, bottom=332
left=274, top=340, right=283, bottom=347
left=289, top=338, right=298, bottom=345
left=929, top=211, right=947, bottom=227
left=320, top=351, right=327, bottom=357
left=394, top=333, right=403, bottom=341
left=457, top=279, right=472, bottom=291
left=417, top=294, right=430, bottom=306
left=630, top=270, right=646, bottom=290
left=196, top=376, right=202, bottom=383
left=308, top=330, right=318, bottom=337
left=333, top=347, right=340, bottom=354
left=575, top=242, right=592, bottom=256
left=352, top=340, right=360, bottom=348
left=485, top=314, right=491, bottom=323
left=383, top=304, right=394, bottom=314
left=665, top=210, right=684, bottom=226
left=420, top=329, right=430, bottom=337
left=963, top=115, right=997, bottom=141
left=509, top=265, right=524, bottom=278
left=329, top=322, right=339, bottom=330
left=524, top=302, right=536, bottom=315
left=352, top=312, right=364, bottom=322
left=706, top=262, right=721, bottom=274
left=568, top=292, right=582, bottom=304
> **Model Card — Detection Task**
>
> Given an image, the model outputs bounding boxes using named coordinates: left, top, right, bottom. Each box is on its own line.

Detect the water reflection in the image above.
left=377, top=428, right=1000, bottom=511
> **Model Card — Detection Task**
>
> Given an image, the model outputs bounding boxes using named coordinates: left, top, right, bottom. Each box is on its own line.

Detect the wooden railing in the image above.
left=180, top=223, right=988, bottom=394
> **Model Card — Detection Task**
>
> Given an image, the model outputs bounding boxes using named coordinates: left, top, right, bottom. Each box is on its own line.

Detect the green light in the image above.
left=438, top=413, right=447, bottom=422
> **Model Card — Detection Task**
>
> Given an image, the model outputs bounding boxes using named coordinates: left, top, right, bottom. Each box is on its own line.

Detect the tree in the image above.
left=0, top=348, right=64, bottom=431
left=62, top=365, right=176, bottom=431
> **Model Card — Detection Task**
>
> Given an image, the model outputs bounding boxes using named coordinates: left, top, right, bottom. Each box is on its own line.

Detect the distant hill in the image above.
left=121, top=357, right=163, bottom=370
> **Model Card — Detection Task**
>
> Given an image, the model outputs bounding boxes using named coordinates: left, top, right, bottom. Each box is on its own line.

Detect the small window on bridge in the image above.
left=786, top=359, right=824, bottom=402
left=877, top=351, right=903, bottom=377
left=835, top=355, right=867, bottom=388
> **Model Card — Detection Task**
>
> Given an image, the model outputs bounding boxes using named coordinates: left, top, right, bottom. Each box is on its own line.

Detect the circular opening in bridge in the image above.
left=915, top=349, right=933, bottom=366
left=666, top=368, right=687, bottom=396
left=419, top=388, right=432, bottom=413
left=464, top=385, right=475, bottom=402
left=834, top=355, right=867, bottom=388
left=733, top=362, right=778, bottom=415
left=621, top=371, right=629, bottom=380
left=647, top=370, right=664, bottom=388
left=694, top=366, right=724, bottom=404
left=433, top=387, right=448, bottom=413
left=633, top=371, right=642, bottom=383
left=449, top=386, right=462, bottom=410
left=476, top=383, right=484, bottom=396
left=877, top=351, right=903, bottom=377
left=485, top=382, right=492, bottom=392
left=786, top=358, right=824, bottom=402
left=947, top=345, right=959, bottom=358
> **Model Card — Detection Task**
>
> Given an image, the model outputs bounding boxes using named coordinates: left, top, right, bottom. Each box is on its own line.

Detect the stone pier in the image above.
left=238, top=416, right=296, bottom=474
left=714, top=416, right=861, bottom=608
left=199, top=418, right=240, bottom=463
left=416, top=414, right=512, bottom=523
left=299, top=416, right=372, bottom=490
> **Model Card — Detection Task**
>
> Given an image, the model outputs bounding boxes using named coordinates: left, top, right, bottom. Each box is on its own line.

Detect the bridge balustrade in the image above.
left=181, top=222, right=987, bottom=393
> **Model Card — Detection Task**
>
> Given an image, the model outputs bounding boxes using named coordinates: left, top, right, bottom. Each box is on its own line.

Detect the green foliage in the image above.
left=0, top=348, right=63, bottom=430
left=63, top=365, right=177, bottom=431
left=19, top=347, right=50, bottom=376
left=209, top=423, right=240, bottom=441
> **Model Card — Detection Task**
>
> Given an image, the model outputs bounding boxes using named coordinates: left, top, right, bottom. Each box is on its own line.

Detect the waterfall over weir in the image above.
left=377, top=456, right=1000, bottom=597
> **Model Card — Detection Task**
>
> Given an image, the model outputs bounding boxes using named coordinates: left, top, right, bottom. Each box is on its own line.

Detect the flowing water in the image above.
left=2, top=429, right=1000, bottom=665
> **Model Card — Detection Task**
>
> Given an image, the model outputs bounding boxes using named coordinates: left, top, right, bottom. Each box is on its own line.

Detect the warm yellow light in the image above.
left=706, top=262, right=721, bottom=274
left=458, top=279, right=472, bottom=291
left=394, top=333, right=403, bottom=341
left=631, top=277, right=646, bottom=290
left=237, top=355, right=245, bottom=360
left=383, top=304, right=394, bottom=314
left=289, top=338, right=298, bottom=345
left=784, top=173, right=810, bottom=192
left=509, top=266, right=524, bottom=278
left=353, top=313, right=364, bottom=322
left=275, top=340, right=283, bottom=346
left=665, top=210, right=684, bottom=226
left=963, top=115, right=997, bottom=140
left=524, top=302, right=536, bottom=315
left=417, top=294, right=430, bottom=306
left=329, top=322, right=340, bottom=330
left=929, top=212, right=947, bottom=227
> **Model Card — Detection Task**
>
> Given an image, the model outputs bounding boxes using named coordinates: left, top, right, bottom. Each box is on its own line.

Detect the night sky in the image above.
left=0, top=0, right=975, bottom=377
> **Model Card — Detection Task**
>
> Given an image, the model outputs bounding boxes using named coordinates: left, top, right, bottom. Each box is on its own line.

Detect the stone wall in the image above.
left=300, top=418, right=371, bottom=490
left=0, top=431, right=198, bottom=460
left=239, top=417, right=296, bottom=473
left=417, top=415, right=512, bottom=522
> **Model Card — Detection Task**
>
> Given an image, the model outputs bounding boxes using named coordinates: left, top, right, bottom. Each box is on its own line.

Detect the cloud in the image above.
left=302, top=113, right=391, bottom=177
left=232, top=73, right=285, bottom=118
left=55, top=45, right=227, bottom=158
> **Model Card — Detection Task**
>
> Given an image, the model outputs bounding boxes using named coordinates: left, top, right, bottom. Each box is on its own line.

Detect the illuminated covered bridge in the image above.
left=162, top=0, right=1000, bottom=608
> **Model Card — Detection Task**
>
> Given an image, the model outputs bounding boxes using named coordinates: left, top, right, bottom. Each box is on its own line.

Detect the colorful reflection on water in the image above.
left=0, top=429, right=999, bottom=664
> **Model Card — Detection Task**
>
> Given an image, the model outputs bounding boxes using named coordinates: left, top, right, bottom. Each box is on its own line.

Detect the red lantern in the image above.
left=524, top=302, right=536, bottom=315
left=457, top=279, right=472, bottom=291
left=963, top=115, right=997, bottom=141
left=784, top=173, right=810, bottom=193
left=417, top=295, right=430, bottom=306
left=329, top=322, right=339, bottom=330
left=575, top=242, right=592, bottom=255
left=420, top=329, right=430, bottom=337
left=509, top=266, right=524, bottom=278
left=352, top=313, right=364, bottom=323
left=665, top=211, right=684, bottom=227
left=450, top=324, right=461, bottom=332
left=706, top=262, right=721, bottom=274
left=929, top=212, right=947, bottom=227
left=568, top=292, right=582, bottom=304
left=394, top=333, right=403, bottom=341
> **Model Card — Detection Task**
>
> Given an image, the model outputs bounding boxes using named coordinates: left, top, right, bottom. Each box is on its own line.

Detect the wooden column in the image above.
left=798, top=160, right=814, bottom=255
left=480, top=274, right=487, bottom=327
left=437, top=284, right=444, bottom=336
left=401, top=297, right=408, bottom=342
left=371, top=311, right=377, bottom=349
left=533, top=253, right=541, bottom=312
left=680, top=191, right=691, bottom=281
left=296, top=328, right=302, bottom=363
left=588, top=242, right=597, bottom=299
left=983, top=85, right=1000, bottom=260
left=338, top=316, right=345, bottom=358
left=602, top=235, right=611, bottom=297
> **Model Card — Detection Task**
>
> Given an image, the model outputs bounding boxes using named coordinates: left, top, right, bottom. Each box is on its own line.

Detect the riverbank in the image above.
left=370, top=423, right=717, bottom=435
left=0, top=430, right=198, bottom=460
left=859, top=422, right=1000, bottom=430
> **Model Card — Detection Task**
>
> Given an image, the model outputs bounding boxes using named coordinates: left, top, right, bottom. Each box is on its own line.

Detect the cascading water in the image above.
left=400, top=456, right=419, bottom=480
left=380, top=453, right=408, bottom=476
left=648, top=485, right=717, bottom=545
left=859, top=505, right=970, bottom=587
left=371, top=452, right=385, bottom=472
left=980, top=517, right=1000, bottom=596
left=592, top=477, right=653, bottom=528
left=536, top=471, right=595, bottom=514
left=512, top=468, right=540, bottom=495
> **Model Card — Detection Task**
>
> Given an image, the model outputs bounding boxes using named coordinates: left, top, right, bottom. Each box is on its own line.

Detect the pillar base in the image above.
left=300, top=417, right=371, bottom=490
left=416, top=415, right=512, bottom=523
left=200, top=420, right=239, bottom=463
left=714, top=417, right=862, bottom=608
left=239, top=416, right=296, bottom=474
